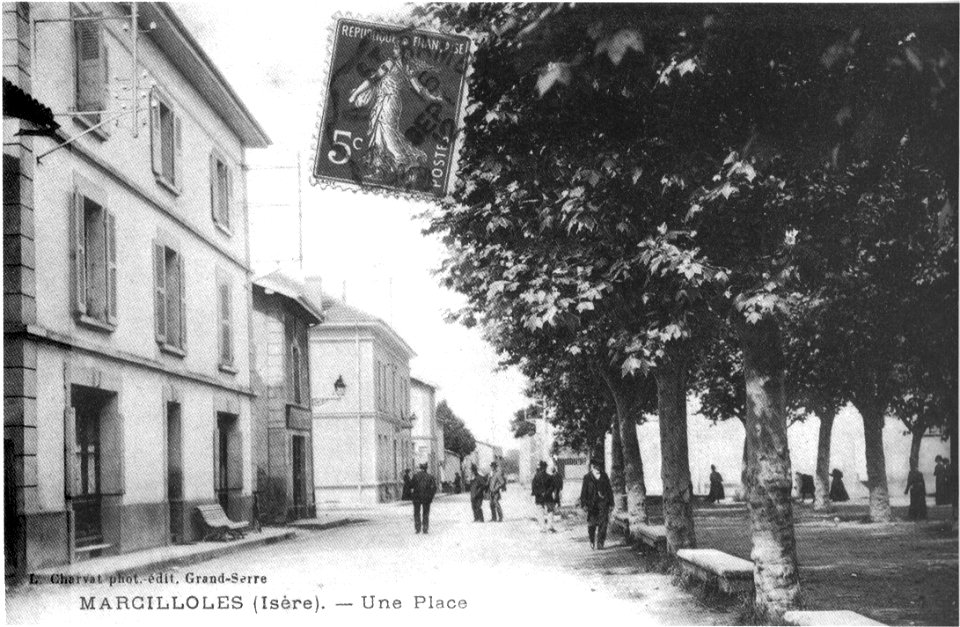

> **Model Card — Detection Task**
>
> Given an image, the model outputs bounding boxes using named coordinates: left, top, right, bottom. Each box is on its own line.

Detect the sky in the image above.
left=172, top=1, right=529, bottom=448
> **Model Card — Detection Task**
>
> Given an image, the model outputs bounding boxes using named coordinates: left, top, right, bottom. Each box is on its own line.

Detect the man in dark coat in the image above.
left=410, top=463, right=438, bottom=534
left=580, top=458, right=614, bottom=549
left=488, top=461, right=506, bottom=522
left=532, top=461, right=553, bottom=531
left=469, top=463, right=487, bottom=522
left=707, top=465, right=725, bottom=503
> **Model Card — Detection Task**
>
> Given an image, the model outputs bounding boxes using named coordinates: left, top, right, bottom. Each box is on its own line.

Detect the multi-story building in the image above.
left=410, top=377, right=443, bottom=476
left=304, top=278, right=415, bottom=506
left=251, top=271, right=322, bottom=523
left=3, top=3, right=268, bottom=579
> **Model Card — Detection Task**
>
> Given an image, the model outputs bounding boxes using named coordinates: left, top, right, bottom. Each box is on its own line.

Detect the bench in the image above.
left=783, top=611, right=886, bottom=626
left=195, top=504, right=247, bottom=541
left=676, top=548, right=754, bottom=594
left=633, top=524, right=667, bottom=552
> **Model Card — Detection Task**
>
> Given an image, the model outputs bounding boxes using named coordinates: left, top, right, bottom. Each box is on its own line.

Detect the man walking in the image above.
left=488, top=461, right=506, bottom=522
left=411, top=463, right=438, bottom=534
left=532, top=461, right=553, bottom=531
left=580, top=458, right=614, bottom=550
left=469, top=463, right=487, bottom=522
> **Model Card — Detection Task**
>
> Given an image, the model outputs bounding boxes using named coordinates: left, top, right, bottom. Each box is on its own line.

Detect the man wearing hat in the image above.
left=580, top=458, right=614, bottom=549
left=410, top=462, right=438, bottom=534
left=531, top=460, right=554, bottom=531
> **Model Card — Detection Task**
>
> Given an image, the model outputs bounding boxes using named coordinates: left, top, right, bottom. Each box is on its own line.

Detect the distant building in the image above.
left=251, top=271, right=322, bottom=523
left=519, top=415, right=556, bottom=486
left=3, top=3, right=268, bottom=579
left=467, top=440, right=503, bottom=471
left=305, top=279, right=415, bottom=506
left=410, top=377, right=443, bottom=476
left=442, top=449, right=463, bottom=487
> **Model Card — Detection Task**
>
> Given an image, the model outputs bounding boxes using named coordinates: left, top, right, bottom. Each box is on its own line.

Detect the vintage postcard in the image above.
left=2, top=2, right=957, bottom=626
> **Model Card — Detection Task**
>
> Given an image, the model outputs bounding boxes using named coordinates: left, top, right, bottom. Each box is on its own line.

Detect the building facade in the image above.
left=251, top=271, right=322, bottom=523
left=410, top=377, right=443, bottom=477
left=305, top=279, right=415, bottom=506
left=3, top=3, right=268, bottom=579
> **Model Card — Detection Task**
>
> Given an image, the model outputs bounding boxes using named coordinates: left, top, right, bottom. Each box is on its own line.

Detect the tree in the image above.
left=437, top=400, right=476, bottom=464
left=510, top=404, right=539, bottom=438
left=424, top=2, right=956, bottom=617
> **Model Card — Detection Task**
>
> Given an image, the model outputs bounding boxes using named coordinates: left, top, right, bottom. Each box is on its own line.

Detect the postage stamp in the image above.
left=311, top=17, right=472, bottom=199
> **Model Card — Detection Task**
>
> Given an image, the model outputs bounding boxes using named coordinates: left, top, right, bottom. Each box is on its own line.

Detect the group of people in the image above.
left=906, top=456, right=954, bottom=521
left=468, top=461, right=507, bottom=523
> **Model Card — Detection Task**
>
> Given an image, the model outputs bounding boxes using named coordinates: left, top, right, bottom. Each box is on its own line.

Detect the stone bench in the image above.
left=633, top=523, right=667, bottom=551
left=675, top=548, right=754, bottom=594
left=784, top=611, right=886, bottom=626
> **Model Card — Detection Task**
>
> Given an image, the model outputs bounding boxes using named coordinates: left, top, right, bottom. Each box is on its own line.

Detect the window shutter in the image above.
left=178, top=255, right=187, bottom=350
left=64, top=407, right=78, bottom=498
left=101, top=38, right=109, bottom=116
left=150, top=90, right=162, bottom=175
left=71, top=190, right=87, bottom=316
left=105, top=210, right=117, bottom=323
left=153, top=241, right=166, bottom=342
left=300, top=339, right=309, bottom=406
left=209, top=153, right=217, bottom=223
left=219, top=282, right=231, bottom=365
left=174, top=114, right=183, bottom=189
left=74, top=15, right=103, bottom=112
left=225, top=166, right=233, bottom=229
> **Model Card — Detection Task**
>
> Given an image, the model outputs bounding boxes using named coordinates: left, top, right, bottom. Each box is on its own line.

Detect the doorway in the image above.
left=166, top=402, right=183, bottom=543
left=71, top=388, right=110, bottom=548
left=214, top=413, right=241, bottom=517
left=291, top=435, right=306, bottom=518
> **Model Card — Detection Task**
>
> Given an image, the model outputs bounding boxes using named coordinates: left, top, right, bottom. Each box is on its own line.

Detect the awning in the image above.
left=3, top=78, right=59, bottom=135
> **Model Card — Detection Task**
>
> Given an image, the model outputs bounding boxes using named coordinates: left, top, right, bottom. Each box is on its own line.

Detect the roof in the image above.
left=411, top=376, right=440, bottom=391
left=303, top=283, right=416, bottom=358
left=253, top=270, right=323, bottom=323
left=142, top=4, right=270, bottom=148
left=2, top=78, right=59, bottom=134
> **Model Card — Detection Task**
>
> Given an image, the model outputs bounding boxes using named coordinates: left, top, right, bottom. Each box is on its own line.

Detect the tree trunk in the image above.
left=602, top=369, right=647, bottom=527
left=737, top=317, right=800, bottom=617
left=859, top=403, right=892, bottom=522
left=611, top=415, right=628, bottom=514
left=655, top=355, right=696, bottom=552
left=909, top=421, right=926, bottom=472
left=813, top=411, right=835, bottom=512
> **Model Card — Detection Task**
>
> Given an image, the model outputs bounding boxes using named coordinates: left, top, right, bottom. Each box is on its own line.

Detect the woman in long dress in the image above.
left=905, top=468, right=928, bottom=520
left=829, top=468, right=850, bottom=502
left=348, top=43, right=443, bottom=181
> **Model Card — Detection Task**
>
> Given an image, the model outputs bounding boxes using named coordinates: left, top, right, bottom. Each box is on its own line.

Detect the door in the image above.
left=73, top=401, right=102, bottom=547
left=216, top=420, right=229, bottom=512
left=291, top=435, right=306, bottom=518
left=166, top=403, right=183, bottom=543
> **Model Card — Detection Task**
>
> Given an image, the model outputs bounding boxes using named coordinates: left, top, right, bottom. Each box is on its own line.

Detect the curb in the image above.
left=290, top=518, right=366, bottom=531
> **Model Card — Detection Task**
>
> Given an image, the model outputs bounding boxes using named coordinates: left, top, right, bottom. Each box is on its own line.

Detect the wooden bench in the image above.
left=195, top=504, right=247, bottom=541
left=676, top=548, right=754, bottom=594
left=633, top=524, right=667, bottom=552
left=784, top=611, right=886, bottom=626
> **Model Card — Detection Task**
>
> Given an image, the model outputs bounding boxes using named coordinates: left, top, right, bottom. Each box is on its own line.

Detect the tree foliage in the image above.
left=437, top=400, right=476, bottom=461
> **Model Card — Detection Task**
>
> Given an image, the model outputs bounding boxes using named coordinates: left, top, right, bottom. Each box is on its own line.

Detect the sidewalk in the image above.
left=27, top=527, right=295, bottom=585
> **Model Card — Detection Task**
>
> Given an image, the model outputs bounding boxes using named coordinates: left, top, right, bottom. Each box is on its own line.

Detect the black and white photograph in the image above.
left=1, top=2, right=958, bottom=625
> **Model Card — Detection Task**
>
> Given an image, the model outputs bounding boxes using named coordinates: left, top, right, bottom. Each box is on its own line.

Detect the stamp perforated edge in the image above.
left=307, top=9, right=479, bottom=204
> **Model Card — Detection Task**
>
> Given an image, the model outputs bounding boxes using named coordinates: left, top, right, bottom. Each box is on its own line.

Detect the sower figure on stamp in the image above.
left=488, top=461, right=506, bottom=522
left=347, top=41, right=444, bottom=184
left=580, top=458, right=614, bottom=550
left=411, top=463, right=438, bottom=534
left=469, top=463, right=488, bottom=522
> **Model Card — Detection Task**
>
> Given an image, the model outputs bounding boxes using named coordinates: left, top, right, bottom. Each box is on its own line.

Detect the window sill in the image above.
left=159, top=342, right=186, bottom=358
left=218, top=363, right=238, bottom=375
left=72, top=114, right=110, bottom=142
left=155, top=175, right=181, bottom=197
left=213, top=221, right=232, bottom=238
left=76, top=314, right=116, bottom=333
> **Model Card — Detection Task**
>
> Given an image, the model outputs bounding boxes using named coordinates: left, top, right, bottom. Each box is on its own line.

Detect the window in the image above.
left=150, top=89, right=183, bottom=192
left=292, top=345, right=302, bottom=405
left=209, top=152, right=233, bottom=232
left=153, top=240, right=186, bottom=354
left=72, top=8, right=109, bottom=131
left=71, top=177, right=117, bottom=330
left=217, top=277, right=234, bottom=370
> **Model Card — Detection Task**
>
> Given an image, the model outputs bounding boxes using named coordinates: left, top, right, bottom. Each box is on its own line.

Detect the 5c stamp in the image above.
left=312, top=17, right=472, bottom=199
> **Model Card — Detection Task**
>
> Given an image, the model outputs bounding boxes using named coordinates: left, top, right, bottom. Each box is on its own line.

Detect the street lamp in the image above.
left=313, top=375, right=347, bottom=406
